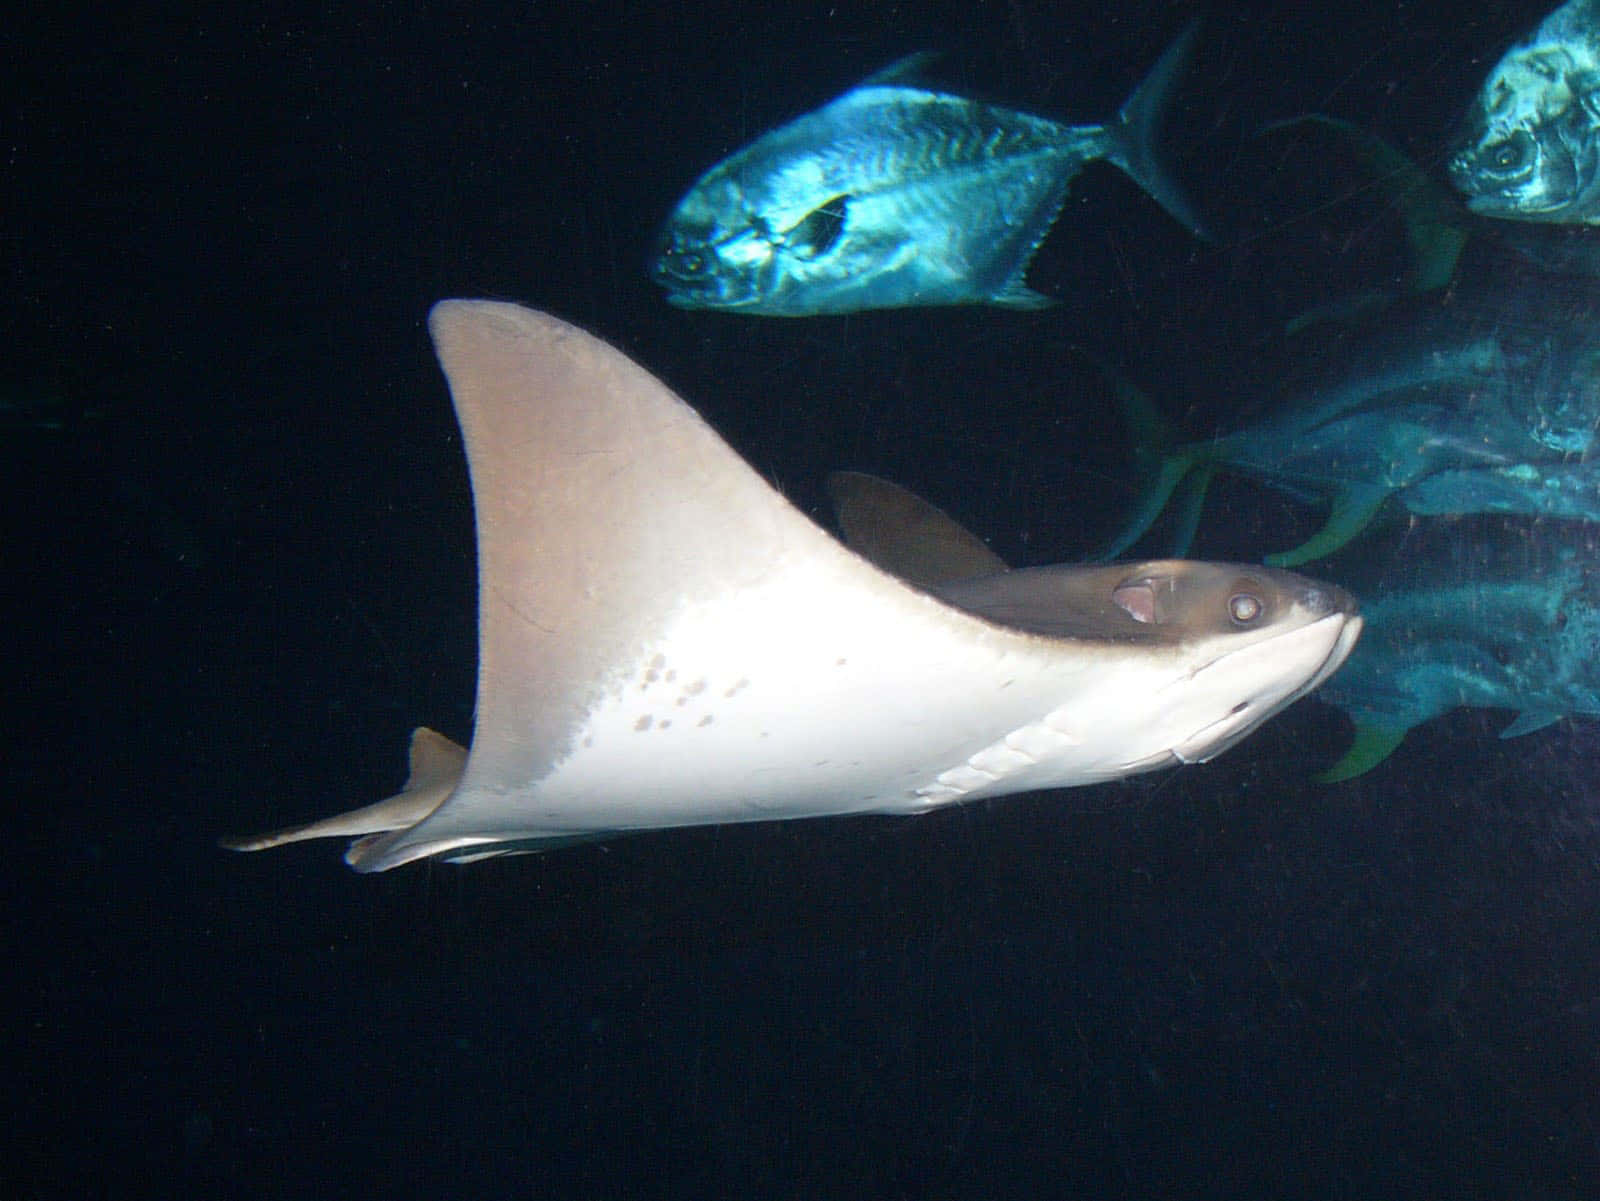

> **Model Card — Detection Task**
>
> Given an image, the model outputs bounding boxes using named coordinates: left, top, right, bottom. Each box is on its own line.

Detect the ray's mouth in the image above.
left=1172, top=611, right=1363, bottom=764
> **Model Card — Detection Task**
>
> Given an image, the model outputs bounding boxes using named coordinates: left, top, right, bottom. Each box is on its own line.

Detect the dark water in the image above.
left=8, top=1, right=1600, bottom=1196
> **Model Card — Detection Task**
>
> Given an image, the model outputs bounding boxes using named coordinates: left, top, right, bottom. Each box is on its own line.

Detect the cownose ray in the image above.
left=222, top=300, right=1360, bottom=871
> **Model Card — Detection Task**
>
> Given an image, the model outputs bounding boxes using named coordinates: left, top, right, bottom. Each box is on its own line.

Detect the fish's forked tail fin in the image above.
left=1107, top=20, right=1211, bottom=241
left=1258, top=114, right=1468, bottom=296
left=1087, top=359, right=1211, bottom=561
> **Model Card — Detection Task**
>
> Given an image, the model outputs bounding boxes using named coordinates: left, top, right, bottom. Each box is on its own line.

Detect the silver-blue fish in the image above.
left=652, top=27, right=1205, bottom=316
left=1451, top=0, right=1600, bottom=223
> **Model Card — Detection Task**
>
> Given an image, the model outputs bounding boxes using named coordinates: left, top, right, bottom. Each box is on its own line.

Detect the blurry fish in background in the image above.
left=651, top=25, right=1207, bottom=316
left=1259, top=115, right=1471, bottom=306
left=1451, top=0, right=1600, bottom=223
left=1272, top=111, right=1600, bottom=286
left=1315, top=519, right=1600, bottom=780
left=1098, top=266, right=1600, bottom=567
left=0, top=364, right=114, bottom=434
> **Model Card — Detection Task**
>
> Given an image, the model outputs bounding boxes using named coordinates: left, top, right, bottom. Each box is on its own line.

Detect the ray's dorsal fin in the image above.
left=825, top=470, right=1008, bottom=588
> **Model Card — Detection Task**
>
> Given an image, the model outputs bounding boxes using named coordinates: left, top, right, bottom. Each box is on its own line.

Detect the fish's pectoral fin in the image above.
left=1264, top=484, right=1392, bottom=567
left=785, top=196, right=849, bottom=259
left=1500, top=710, right=1563, bottom=738
left=1315, top=722, right=1410, bottom=783
left=219, top=727, right=465, bottom=853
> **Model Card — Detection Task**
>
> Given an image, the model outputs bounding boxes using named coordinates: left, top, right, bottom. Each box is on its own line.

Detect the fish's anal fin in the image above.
left=1315, top=722, right=1410, bottom=783
left=989, top=279, right=1058, bottom=310
left=1264, top=483, right=1392, bottom=568
left=1500, top=711, right=1562, bottom=738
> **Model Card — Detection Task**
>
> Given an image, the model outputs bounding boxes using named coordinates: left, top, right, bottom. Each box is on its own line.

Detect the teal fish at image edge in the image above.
left=1451, top=0, right=1600, bottom=223
left=652, top=25, right=1206, bottom=316
left=1315, top=521, right=1600, bottom=780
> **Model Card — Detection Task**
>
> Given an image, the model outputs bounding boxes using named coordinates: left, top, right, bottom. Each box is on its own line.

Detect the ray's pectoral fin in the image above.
left=825, top=471, right=1008, bottom=587
left=1265, top=483, right=1392, bottom=568
left=221, top=727, right=465, bottom=853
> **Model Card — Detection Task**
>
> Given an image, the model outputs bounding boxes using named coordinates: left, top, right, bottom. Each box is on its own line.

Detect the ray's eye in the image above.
left=1228, top=592, right=1263, bottom=625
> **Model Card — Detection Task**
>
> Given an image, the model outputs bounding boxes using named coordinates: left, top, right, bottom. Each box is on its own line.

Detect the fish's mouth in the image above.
left=651, top=241, right=717, bottom=289
left=650, top=241, right=766, bottom=309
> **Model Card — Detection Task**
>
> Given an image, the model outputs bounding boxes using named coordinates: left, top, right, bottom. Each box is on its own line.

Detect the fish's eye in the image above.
left=1485, top=131, right=1534, bottom=176
left=1227, top=592, right=1263, bottom=625
left=660, top=246, right=711, bottom=281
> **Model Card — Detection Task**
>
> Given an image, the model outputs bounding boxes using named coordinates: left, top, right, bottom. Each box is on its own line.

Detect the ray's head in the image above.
left=1120, top=559, right=1362, bottom=764
left=933, top=557, right=1361, bottom=770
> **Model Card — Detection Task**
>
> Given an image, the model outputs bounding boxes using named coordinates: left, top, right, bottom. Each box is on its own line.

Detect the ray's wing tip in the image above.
left=427, top=297, right=565, bottom=343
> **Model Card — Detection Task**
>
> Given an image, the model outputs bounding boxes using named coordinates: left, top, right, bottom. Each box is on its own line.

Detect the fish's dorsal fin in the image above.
left=856, top=51, right=942, bottom=89
left=1260, top=115, right=1468, bottom=295
left=825, top=471, right=1009, bottom=589
left=220, top=727, right=465, bottom=853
